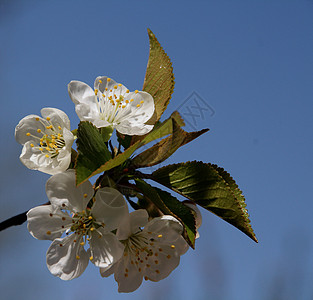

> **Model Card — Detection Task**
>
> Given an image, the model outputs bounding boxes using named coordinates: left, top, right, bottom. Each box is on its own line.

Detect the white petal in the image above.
left=115, top=122, right=153, bottom=136
left=144, top=215, right=184, bottom=242
left=40, top=108, right=71, bottom=131
left=68, top=80, right=96, bottom=105
left=144, top=244, right=181, bottom=282
left=46, top=234, right=89, bottom=280
left=116, top=209, right=149, bottom=240
left=100, top=262, right=117, bottom=278
left=27, top=205, right=71, bottom=240
left=75, top=103, right=99, bottom=123
left=46, top=170, right=93, bottom=212
left=91, top=187, right=128, bottom=231
left=116, top=91, right=154, bottom=125
left=15, top=114, right=46, bottom=145
left=89, top=229, right=124, bottom=268
left=94, top=76, right=119, bottom=94
left=114, top=255, right=144, bottom=293
left=19, top=141, right=44, bottom=170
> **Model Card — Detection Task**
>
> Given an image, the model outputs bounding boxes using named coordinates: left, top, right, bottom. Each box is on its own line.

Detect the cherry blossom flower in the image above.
left=100, top=209, right=189, bottom=293
left=68, top=76, right=155, bottom=135
left=15, top=108, right=74, bottom=175
left=27, top=170, right=128, bottom=280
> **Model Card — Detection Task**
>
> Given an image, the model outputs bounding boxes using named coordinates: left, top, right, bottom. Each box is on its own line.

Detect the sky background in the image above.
left=0, top=0, right=313, bottom=299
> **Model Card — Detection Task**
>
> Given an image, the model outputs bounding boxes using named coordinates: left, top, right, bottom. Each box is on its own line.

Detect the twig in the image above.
left=0, top=210, right=28, bottom=231
left=0, top=201, right=50, bottom=232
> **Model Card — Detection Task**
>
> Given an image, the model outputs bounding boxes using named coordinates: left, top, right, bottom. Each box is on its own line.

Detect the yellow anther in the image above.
left=76, top=255, right=80, bottom=260
left=125, top=100, right=129, bottom=104
left=90, top=227, right=95, bottom=231
left=167, top=255, right=171, bottom=259
left=46, top=117, right=51, bottom=121
left=110, top=89, right=112, bottom=92
left=156, top=270, right=160, bottom=274
left=30, top=143, right=34, bottom=147
left=155, top=260, right=159, bottom=265
left=136, top=104, right=140, bottom=108
left=57, top=133, right=61, bottom=139
left=99, top=79, right=102, bottom=83
left=95, top=89, right=98, bottom=95
left=107, top=78, right=111, bottom=82
left=102, top=94, right=105, bottom=97
left=46, top=147, right=50, bottom=151
left=118, top=83, right=122, bottom=87
left=83, top=193, right=88, bottom=198
left=130, top=99, right=134, bottom=102
left=114, top=94, right=117, bottom=99
left=35, top=117, right=40, bottom=121
left=89, top=256, right=93, bottom=261
left=109, top=96, right=112, bottom=100
left=26, top=132, right=31, bottom=136
left=122, top=105, right=126, bottom=108
left=46, top=125, right=53, bottom=129
left=58, top=126, right=62, bottom=130
left=144, top=276, right=149, bottom=280
left=39, top=147, right=43, bottom=151
left=135, top=90, right=139, bottom=94
left=140, top=100, right=144, bottom=104
left=124, top=273, right=128, bottom=277
left=80, top=241, right=85, bottom=246
left=126, top=89, right=129, bottom=93
left=83, top=224, right=86, bottom=229
left=171, top=245, right=175, bottom=249
left=45, top=154, right=49, bottom=158
left=105, top=87, right=108, bottom=91
left=138, top=268, right=142, bottom=272
left=146, top=264, right=150, bottom=268
left=46, top=231, right=51, bottom=235
left=158, top=234, right=162, bottom=238
left=159, top=248, right=163, bottom=252
left=37, top=129, right=41, bottom=133
left=88, top=216, right=92, bottom=220
left=82, top=210, right=86, bottom=214
left=114, top=85, right=117, bottom=89
left=125, top=268, right=128, bottom=273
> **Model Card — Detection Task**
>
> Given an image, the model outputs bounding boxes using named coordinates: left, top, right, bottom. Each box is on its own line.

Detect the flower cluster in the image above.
left=10, top=29, right=256, bottom=294
left=15, top=75, right=202, bottom=292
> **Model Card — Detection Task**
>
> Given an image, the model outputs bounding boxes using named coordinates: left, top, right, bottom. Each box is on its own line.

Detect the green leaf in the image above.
left=151, top=162, right=258, bottom=242
left=135, top=179, right=196, bottom=248
left=118, top=29, right=177, bottom=148
left=132, top=119, right=208, bottom=168
left=75, top=122, right=112, bottom=185
left=77, top=112, right=185, bottom=184
left=143, top=28, right=175, bottom=124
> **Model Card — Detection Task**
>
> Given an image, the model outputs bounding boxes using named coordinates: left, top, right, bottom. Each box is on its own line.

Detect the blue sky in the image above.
left=1, top=1, right=313, bottom=299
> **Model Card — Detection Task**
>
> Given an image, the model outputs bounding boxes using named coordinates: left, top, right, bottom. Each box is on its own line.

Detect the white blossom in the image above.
left=15, top=108, right=74, bottom=175
left=68, top=76, right=155, bottom=135
left=27, top=170, right=128, bottom=280
left=100, top=209, right=189, bottom=292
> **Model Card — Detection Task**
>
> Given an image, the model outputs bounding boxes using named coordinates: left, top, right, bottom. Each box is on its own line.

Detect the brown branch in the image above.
left=0, top=201, right=50, bottom=232
left=0, top=210, right=28, bottom=231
